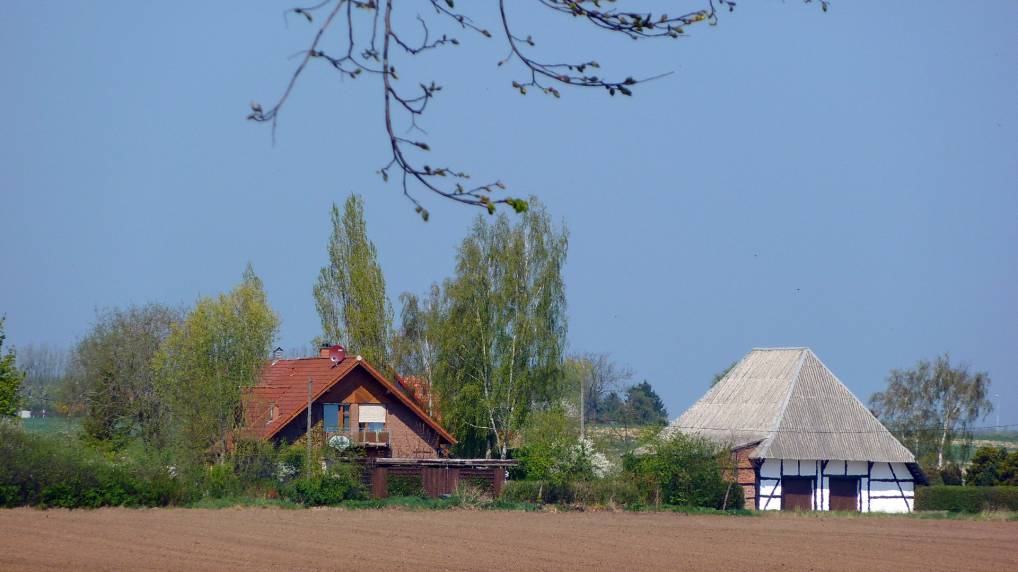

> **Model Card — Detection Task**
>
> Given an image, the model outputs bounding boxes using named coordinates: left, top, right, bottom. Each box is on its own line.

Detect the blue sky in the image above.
left=2, top=1, right=1016, bottom=424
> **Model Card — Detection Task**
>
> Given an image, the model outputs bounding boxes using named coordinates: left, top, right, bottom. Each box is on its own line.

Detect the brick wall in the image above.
left=722, top=445, right=758, bottom=507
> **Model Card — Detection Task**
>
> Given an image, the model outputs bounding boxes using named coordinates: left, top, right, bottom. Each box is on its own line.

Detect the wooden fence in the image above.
left=365, top=459, right=517, bottom=499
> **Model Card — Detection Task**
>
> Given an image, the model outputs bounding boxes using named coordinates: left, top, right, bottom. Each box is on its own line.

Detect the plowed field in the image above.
left=1, top=508, right=1015, bottom=571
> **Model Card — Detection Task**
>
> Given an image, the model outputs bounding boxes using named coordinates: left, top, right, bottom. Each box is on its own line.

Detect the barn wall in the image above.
left=724, top=446, right=758, bottom=507
left=756, top=458, right=913, bottom=513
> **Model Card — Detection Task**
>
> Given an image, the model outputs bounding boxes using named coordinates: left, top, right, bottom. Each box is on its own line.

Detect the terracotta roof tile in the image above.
left=245, top=356, right=455, bottom=444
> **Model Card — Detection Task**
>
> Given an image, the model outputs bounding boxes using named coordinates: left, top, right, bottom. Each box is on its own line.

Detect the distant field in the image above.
left=1, top=508, right=1015, bottom=571
left=19, top=417, right=82, bottom=436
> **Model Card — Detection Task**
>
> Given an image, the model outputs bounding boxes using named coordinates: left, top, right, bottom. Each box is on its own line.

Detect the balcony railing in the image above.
left=325, top=430, right=390, bottom=447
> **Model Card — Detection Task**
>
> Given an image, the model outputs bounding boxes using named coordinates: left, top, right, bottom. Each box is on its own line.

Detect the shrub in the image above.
left=514, top=408, right=615, bottom=483
left=500, top=480, right=545, bottom=504
left=454, top=481, right=492, bottom=507
left=966, top=447, right=1018, bottom=486
left=202, top=463, right=243, bottom=498
left=915, top=485, right=1018, bottom=512
left=572, top=479, right=644, bottom=507
left=622, top=432, right=732, bottom=509
left=387, top=474, right=425, bottom=498
left=940, top=463, right=964, bottom=486
left=279, top=458, right=365, bottom=506
left=232, top=438, right=279, bottom=485
left=0, top=423, right=193, bottom=508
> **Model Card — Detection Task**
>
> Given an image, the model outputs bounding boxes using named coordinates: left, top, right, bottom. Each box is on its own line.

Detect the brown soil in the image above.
left=1, top=508, right=1015, bottom=571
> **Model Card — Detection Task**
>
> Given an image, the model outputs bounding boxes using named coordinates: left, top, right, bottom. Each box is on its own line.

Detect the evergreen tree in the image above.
left=313, top=194, right=392, bottom=367
left=624, top=381, right=668, bottom=426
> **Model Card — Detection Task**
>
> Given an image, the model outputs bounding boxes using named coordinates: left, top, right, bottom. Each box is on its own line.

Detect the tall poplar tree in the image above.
left=435, top=199, right=568, bottom=458
left=313, top=194, right=392, bottom=367
left=155, top=265, right=279, bottom=462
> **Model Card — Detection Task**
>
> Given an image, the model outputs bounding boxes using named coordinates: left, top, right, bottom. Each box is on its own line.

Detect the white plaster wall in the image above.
left=755, top=459, right=913, bottom=513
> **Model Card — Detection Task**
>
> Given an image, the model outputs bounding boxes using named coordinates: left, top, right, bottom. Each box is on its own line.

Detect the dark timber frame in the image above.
left=755, top=458, right=915, bottom=512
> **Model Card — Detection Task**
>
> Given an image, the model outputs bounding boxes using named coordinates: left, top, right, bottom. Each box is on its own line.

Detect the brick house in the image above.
left=666, top=348, right=926, bottom=513
left=247, top=345, right=455, bottom=459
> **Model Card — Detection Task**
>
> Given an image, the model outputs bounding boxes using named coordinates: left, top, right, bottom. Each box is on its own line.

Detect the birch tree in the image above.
left=313, top=194, right=393, bottom=367
left=435, top=199, right=567, bottom=458
left=155, top=265, right=279, bottom=462
left=392, top=285, right=442, bottom=416
left=869, top=354, right=993, bottom=469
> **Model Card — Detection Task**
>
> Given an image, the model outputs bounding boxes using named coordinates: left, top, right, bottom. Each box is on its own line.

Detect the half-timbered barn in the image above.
left=667, top=348, right=925, bottom=513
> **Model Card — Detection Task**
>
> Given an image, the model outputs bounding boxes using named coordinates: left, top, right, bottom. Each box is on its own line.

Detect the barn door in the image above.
left=828, top=477, right=859, bottom=511
left=781, top=477, right=813, bottom=511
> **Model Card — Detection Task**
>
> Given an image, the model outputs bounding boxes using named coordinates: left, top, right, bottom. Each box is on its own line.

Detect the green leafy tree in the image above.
left=155, top=265, right=279, bottom=463
left=435, top=199, right=568, bottom=458
left=0, top=317, right=25, bottom=418
left=869, top=354, right=993, bottom=469
left=516, top=407, right=585, bottom=484
left=71, top=304, right=182, bottom=446
left=966, top=446, right=1018, bottom=486
left=313, top=194, right=392, bottom=367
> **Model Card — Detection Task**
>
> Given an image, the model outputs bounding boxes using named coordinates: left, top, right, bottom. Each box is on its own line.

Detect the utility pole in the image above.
left=579, top=370, right=585, bottom=441
left=306, top=377, right=313, bottom=479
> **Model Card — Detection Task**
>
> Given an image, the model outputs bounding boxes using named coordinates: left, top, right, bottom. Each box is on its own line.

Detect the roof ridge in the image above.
left=751, top=346, right=809, bottom=351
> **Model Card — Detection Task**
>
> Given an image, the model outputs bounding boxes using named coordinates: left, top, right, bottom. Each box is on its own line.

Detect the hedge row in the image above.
left=500, top=479, right=744, bottom=510
left=915, top=486, right=1018, bottom=512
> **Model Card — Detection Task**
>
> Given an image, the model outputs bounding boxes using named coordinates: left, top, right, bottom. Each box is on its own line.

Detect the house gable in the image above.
left=250, top=356, right=455, bottom=448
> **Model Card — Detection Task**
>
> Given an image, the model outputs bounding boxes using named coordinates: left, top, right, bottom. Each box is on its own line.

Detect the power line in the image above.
left=664, top=422, right=1018, bottom=435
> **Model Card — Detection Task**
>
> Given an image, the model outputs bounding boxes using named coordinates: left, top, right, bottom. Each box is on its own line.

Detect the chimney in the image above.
left=320, top=344, right=346, bottom=362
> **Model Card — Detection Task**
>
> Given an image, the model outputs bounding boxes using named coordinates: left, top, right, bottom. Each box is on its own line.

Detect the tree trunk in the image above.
left=937, top=419, right=950, bottom=470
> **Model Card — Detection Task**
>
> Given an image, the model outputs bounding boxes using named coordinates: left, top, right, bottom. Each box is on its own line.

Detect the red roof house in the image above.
left=246, top=346, right=455, bottom=459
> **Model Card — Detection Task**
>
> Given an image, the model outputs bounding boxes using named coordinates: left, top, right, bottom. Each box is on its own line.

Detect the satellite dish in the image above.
left=328, top=434, right=352, bottom=450
left=328, top=344, right=346, bottom=365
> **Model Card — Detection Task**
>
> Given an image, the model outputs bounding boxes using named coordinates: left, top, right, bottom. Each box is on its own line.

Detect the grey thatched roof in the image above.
left=666, top=348, right=916, bottom=463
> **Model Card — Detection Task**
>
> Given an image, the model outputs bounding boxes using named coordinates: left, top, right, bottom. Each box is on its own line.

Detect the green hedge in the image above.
left=915, top=486, right=1018, bottom=512
left=499, top=479, right=744, bottom=510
